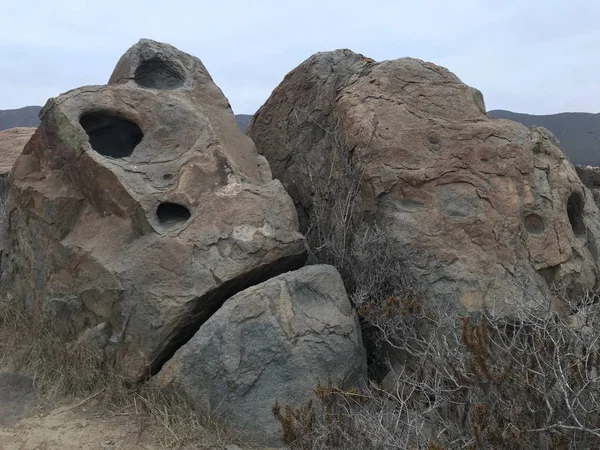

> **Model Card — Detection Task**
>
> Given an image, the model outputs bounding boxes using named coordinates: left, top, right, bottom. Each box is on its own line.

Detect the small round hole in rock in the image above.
left=80, top=112, right=143, bottom=158
left=134, top=57, right=185, bottom=90
left=524, top=213, right=545, bottom=234
left=567, top=192, right=585, bottom=237
left=157, top=202, right=191, bottom=226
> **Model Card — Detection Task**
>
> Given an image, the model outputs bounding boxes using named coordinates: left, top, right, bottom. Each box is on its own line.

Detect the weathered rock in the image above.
left=157, top=265, right=367, bottom=447
left=576, top=165, right=600, bottom=208
left=248, top=50, right=600, bottom=316
left=2, top=40, right=306, bottom=381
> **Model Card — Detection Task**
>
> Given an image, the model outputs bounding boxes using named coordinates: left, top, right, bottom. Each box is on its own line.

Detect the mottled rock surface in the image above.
left=157, top=265, right=367, bottom=446
left=2, top=40, right=306, bottom=381
left=248, top=50, right=600, bottom=315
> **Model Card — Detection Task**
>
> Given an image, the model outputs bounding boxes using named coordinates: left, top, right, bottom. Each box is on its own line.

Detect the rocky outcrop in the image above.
left=576, top=165, right=600, bottom=208
left=2, top=40, right=306, bottom=382
left=157, top=265, right=367, bottom=446
left=248, top=50, right=600, bottom=316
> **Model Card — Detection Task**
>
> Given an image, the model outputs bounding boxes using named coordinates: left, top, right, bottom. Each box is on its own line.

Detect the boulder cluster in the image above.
left=2, top=40, right=599, bottom=446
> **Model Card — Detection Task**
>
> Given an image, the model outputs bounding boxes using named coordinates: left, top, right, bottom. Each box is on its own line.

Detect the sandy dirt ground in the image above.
left=0, top=399, right=162, bottom=450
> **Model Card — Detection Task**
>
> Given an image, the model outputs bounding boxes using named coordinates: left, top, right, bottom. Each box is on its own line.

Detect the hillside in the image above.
left=234, top=114, right=253, bottom=133
left=488, top=110, right=600, bottom=166
left=0, top=106, right=41, bottom=131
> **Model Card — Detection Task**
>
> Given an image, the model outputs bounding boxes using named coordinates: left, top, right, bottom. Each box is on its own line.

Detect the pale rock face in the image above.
left=2, top=40, right=306, bottom=381
left=249, top=50, right=600, bottom=316
left=157, top=265, right=367, bottom=447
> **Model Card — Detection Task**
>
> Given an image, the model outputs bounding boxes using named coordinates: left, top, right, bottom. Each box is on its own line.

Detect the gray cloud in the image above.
left=1, top=0, right=598, bottom=114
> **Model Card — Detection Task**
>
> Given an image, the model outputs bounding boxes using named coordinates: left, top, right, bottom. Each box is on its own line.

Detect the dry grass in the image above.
left=275, top=293, right=600, bottom=450
left=0, top=296, right=248, bottom=449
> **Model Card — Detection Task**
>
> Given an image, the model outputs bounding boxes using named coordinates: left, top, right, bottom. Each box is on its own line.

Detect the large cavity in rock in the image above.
left=156, top=202, right=191, bottom=227
left=134, top=56, right=185, bottom=90
left=79, top=112, right=143, bottom=158
left=567, top=192, right=585, bottom=237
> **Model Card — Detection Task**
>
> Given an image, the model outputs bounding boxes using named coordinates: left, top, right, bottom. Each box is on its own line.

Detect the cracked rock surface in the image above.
left=248, top=49, right=600, bottom=316
left=156, top=264, right=367, bottom=447
left=1, top=39, right=306, bottom=382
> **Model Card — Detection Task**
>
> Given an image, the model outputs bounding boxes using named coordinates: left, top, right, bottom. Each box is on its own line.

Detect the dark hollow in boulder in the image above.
left=134, top=56, right=185, bottom=90
left=157, top=202, right=191, bottom=226
left=567, top=192, right=585, bottom=237
left=524, top=213, right=545, bottom=234
left=79, top=112, right=143, bottom=158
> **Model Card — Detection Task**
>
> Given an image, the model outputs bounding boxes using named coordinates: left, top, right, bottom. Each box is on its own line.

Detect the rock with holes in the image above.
left=1, top=39, right=306, bottom=381
left=248, top=49, right=600, bottom=317
left=156, top=264, right=367, bottom=447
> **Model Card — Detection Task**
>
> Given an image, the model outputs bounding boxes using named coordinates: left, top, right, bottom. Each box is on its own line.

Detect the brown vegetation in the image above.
left=0, top=296, right=248, bottom=449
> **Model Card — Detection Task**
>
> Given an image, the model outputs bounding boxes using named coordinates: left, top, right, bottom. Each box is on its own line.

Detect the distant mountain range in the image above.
left=2, top=107, right=598, bottom=165
left=0, top=106, right=42, bottom=130
left=488, top=110, right=600, bottom=166
left=234, top=114, right=253, bottom=133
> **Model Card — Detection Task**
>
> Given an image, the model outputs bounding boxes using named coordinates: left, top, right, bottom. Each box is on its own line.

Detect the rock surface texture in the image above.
left=248, top=50, right=600, bottom=315
left=576, top=165, right=600, bottom=208
left=2, top=40, right=306, bottom=381
left=157, top=265, right=367, bottom=447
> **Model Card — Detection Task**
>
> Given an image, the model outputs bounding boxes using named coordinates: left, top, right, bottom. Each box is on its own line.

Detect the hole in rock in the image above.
left=524, top=213, right=545, bottom=234
left=80, top=113, right=143, bottom=158
left=567, top=192, right=585, bottom=237
left=163, top=174, right=173, bottom=181
left=156, top=202, right=191, bottom=226
left=134, top=57, right=185, bottom=90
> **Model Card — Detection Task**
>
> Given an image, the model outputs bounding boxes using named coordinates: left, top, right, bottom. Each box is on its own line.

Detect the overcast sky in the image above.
left=1, top=0, right=599, bottom=115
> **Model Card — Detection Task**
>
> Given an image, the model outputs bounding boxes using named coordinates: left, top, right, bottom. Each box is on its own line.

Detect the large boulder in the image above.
left=2, top=40, right=306, bottom=381
left=248, top=50, right=600, bottom=315
left=157, top=264, right=367, bottom=447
